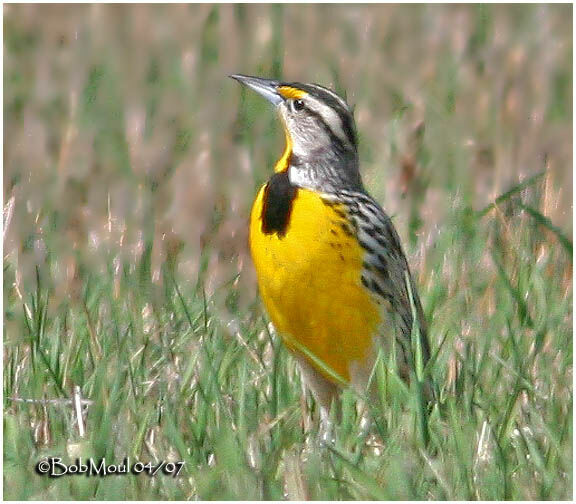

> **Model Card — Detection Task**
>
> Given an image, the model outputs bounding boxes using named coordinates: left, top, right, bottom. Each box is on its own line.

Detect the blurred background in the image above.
left=3, top=4, right=573, bottom=500
left=4, top=4, right=571, bottom=310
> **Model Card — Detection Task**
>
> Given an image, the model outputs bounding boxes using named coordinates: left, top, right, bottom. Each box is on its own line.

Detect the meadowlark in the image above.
left=231, top=74, right=431, bottom=420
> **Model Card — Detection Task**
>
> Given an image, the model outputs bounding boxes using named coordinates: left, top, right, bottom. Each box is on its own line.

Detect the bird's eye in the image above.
left=292, top=99, right=305, bottom=112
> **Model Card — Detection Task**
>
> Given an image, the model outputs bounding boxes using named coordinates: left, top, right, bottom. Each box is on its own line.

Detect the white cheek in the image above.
left=289, top=165, right=316, bottom=187
left=285, top=116, right=310, bottom=157
left=291, top=139, right=308, bottom=157
left=291, top=125, right=330, bottom=156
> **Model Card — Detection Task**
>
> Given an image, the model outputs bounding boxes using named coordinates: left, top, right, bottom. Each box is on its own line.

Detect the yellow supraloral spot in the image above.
left=278, top=86, right=308, bottom=100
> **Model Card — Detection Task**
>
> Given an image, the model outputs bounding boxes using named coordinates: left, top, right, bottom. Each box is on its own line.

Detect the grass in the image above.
left=3, top=4, right=573, bottom=500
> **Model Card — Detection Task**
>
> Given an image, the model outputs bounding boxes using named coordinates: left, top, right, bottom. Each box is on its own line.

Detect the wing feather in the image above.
left=329, top=190, right=431, bottom=372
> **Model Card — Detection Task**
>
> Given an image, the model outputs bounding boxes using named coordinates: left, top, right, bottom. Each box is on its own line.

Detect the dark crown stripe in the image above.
left=282, top=82, right=357, bottom=147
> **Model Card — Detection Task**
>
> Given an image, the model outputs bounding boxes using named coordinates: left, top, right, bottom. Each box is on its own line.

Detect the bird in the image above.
left=230, top=74, right=432, bottom=425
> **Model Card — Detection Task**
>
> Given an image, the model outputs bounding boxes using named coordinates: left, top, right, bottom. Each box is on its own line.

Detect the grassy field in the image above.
left=3, top=4, right=573, bottom=500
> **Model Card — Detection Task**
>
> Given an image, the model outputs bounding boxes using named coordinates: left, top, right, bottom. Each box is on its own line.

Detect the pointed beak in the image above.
left=229, top=74, right=284, bottom=106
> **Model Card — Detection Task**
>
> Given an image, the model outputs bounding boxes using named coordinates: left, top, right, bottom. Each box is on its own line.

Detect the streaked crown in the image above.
left=231, top=74, right=362, bottom=193
left=274, top=81, right=357, bottom=156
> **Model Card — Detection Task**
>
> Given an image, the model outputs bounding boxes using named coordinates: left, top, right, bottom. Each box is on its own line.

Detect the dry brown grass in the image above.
left=5, top=5, right=571, bottom=305
left=4, top=5, right=572, bottom=499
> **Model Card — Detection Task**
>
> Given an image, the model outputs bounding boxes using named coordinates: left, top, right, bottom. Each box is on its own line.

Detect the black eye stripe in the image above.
left=281, top=81, right=356, bottom=146
left=338, top=113, right=356, bottom=146
left=305, top=107, right=350, bottom=152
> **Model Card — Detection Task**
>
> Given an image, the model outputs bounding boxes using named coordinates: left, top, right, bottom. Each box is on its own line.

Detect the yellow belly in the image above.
left=249, top=185, right=381, bottom=383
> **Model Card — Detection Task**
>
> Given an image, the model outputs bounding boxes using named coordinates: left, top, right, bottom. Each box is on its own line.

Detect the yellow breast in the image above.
left=249, top=184, right=382, bottom=383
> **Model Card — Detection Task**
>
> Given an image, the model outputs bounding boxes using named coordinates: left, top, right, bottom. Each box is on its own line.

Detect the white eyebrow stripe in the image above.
left=306, top=96, right=352, bottom=147
left=306, top=83, right=349, bottom=111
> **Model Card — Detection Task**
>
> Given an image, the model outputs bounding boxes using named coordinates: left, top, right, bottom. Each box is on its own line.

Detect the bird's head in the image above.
left=231, top=74, right=361, bottom=191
